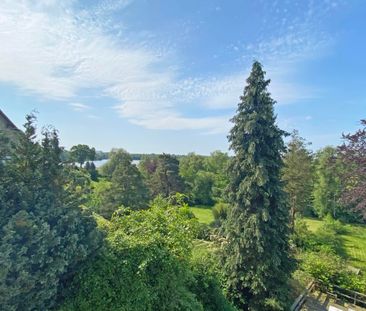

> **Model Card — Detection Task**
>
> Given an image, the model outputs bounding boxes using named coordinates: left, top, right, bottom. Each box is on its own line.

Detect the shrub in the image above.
left=212, top=202, right=229, bottom=227
left=322, top=214, right=348, bottom=234
left=190, top=243, right=237, bottom=311
left=299, top=250, right=366, bottom=292
left=292, top=217, right=345, bottom=255
left=60, top=199, right=205, bottom=310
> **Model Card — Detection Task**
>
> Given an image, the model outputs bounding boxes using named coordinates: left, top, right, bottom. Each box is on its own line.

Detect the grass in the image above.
left=190, top=208, right=366, bottom=272
left=304, top=217, right=366, bottom=271
left=190, top=205, right=214, bottom=224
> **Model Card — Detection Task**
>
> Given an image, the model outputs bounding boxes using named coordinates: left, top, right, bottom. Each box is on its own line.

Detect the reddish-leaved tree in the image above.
left=339, top=119, right=366, bottom=219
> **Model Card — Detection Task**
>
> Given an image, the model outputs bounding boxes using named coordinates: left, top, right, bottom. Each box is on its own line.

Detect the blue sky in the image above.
left=0, top=0, right=365, bottom=154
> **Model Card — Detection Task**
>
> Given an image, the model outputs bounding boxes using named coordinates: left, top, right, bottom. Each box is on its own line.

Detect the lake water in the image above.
left=93, top=159, right=140, bottom=168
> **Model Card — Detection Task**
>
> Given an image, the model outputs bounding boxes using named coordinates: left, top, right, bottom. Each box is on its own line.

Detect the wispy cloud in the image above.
left=69, top=102, right=90, bottom=111
left=0, top=0, right=335, bottom=133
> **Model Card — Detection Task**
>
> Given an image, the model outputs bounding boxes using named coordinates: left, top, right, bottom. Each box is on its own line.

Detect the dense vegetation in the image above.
left=1, top=61, right=365, bottom=310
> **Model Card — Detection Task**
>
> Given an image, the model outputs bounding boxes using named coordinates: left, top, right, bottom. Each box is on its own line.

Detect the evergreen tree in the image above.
left=85, top=161, right=98, bottom=181
left=99, top=149, right=149, bottom=218
left=0, top=115, right=101, bottom=310
left=151, top=154, right=185, bottom=198
left=282, top=130, right=314, bottom=228
left=222, top=62, right=294, bottom=310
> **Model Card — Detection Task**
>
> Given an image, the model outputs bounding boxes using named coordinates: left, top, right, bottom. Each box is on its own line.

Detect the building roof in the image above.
left=0, top=109, right=18, bottom=130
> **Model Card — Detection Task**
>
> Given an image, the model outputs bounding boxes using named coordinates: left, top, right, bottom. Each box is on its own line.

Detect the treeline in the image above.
left=58, top=148, right=231, bottom=220
left=283, top=125, right=366, bottom=225
left=61, top=147, right=186, bottom=166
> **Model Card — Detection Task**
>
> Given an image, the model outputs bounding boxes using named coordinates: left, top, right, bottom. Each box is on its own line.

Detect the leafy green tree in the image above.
left=99, top=149, right=149, bottom=218
left=100, top=148, right=131, bottom=178
left=205, top=151, right=230, bottom=201
left=70, top=144, right=96, bottom=167
left=190, top=171, right=214, bottom=205
left=222, top=62, right=294, bottom=310
left=180, top=153, right=214, bottom=205
left=180, top=153, right=206, bottom=182
left=0, top=115, right=101, bottom=310
left=313, top=147, right=343, bottom=219
left=145, top=153, right=185, bottom=198
left=282, top=130, right=314, bottom=228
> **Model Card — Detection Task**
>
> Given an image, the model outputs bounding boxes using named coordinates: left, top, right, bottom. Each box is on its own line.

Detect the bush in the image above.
left=60, top=199, right=206, bottom=310
left=291, top=218, right=312, bottom=249
left=212, top=202, right=229, bottom=227
left=299, top=250, right=366, bottom=292
left=322, top=215, right=348, bottom=234
left=292, top=217, right=345, bottom=255
left=190, top=243, right=237, bottom=311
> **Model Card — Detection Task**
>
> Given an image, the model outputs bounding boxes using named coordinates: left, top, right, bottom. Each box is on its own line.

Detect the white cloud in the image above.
left=69, top=102, right=90, bottom=111
left=0, top=0, right=330, bottom=133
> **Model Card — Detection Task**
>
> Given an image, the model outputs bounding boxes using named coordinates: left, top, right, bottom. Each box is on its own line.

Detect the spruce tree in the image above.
left=223, top=61, right=294, bottom=310
left=151, top=154, right=185, bottom=198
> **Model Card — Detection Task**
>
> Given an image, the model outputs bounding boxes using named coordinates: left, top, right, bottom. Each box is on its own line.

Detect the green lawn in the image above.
left=304, top=217, right=366, bottom=271
left=190, top=209, right=366, bottom=271
left=190, top=205, right=214, bottom=224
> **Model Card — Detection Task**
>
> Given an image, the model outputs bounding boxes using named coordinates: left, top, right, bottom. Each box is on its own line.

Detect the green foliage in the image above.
left=313, top=147, right=344, bottom=219
left=322, top=214, right=348, bottom=234
left=180, top=153, right=214, bottom=205
left=292, top=216, right=345, bottom=255
left=60, top=197, right=227, bottom=311
left=190, top=244, right=237, bottom=311
left=64, top=166, right=93, bottom=206
left=299, top=250, right=366, bottom=292
left=0, top=115, right=102, bottom=310
left=98, top=149, right=149, bottom=218
left=223, top=61, right=294, bottom=310
left=139, top=153, right=185, bottom=198
left=179, top=151, right=230, bottom=205
left=212, top=202, right=229, bottom=227
left=282, top=130, right=314, bottom=227
left=70, top=144, right=96, bottom=167
left=205, top=151, right=230, bottom=202
left=84, top=161, right=98, bottom=181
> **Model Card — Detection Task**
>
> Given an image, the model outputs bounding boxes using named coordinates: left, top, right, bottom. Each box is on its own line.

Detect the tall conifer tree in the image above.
left=223, top=62, right=294, bottom=310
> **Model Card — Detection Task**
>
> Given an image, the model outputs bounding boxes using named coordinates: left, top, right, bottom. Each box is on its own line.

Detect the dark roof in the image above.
left=0, top=109, right=18, bottom=130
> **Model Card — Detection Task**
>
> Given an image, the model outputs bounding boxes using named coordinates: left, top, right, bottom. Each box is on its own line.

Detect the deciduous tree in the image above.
left=313, top=147, right=343, bottom=219
left=339, top=120, right=366, bottom=220
left=282, top=130, right=314, bottom=228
